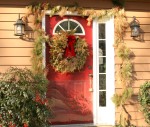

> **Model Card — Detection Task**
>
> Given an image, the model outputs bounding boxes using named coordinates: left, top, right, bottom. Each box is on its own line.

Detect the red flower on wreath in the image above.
left=64, top=35, right=76, bottom=58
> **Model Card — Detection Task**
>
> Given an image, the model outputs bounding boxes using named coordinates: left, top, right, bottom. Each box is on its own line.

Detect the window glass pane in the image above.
left=99, top=57, right=106, bottom=73
left=60, top=21, right=68, bottom=30
left=75, top=27, right=82, bottom=33
left=99, top=40, right=106, bottom=56
left=70, top=21, right=78, bottom=30
left=99, top=24, right=105, bottom=39
left=55, top=26, right=62, bottom=33
left=99, top=74, right=106, bottom=90
left=99, top=91, right=106, bottom=107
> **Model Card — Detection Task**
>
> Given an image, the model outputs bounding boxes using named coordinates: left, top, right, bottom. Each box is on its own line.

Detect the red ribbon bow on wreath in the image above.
left=64, top=35, right=76, bottom=58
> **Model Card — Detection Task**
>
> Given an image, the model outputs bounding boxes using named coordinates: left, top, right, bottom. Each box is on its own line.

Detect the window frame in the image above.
left=53, top=19, right=85, bottom=35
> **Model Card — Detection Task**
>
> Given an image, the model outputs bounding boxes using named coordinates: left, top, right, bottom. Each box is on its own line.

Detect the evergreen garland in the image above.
left=25, top=3, right=133, bottom=126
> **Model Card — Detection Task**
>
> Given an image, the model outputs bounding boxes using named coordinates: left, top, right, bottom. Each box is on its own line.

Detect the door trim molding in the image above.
left=42, top=14, right=46, bottom=68
left=93, top=19, right=98, bottom=125
left=92, top=18, right=115, bottom=125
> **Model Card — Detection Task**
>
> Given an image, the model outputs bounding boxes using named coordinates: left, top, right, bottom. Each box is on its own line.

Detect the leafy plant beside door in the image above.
left=138, top=81, right=150, bottom=125
left=0, top=67, right=52, bottom=127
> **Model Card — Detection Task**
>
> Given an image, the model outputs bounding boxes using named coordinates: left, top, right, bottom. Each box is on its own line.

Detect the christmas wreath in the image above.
left=49, top=31, right=89, bottom=73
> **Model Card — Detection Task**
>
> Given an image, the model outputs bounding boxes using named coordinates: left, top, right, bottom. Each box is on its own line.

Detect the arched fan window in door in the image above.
left=53, top=19, right=85, bottom=35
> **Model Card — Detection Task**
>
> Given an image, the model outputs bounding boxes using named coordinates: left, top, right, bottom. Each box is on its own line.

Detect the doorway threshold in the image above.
left=51, top=124, right=95, bottom=127
left=51, top=124, right=113, bottom=127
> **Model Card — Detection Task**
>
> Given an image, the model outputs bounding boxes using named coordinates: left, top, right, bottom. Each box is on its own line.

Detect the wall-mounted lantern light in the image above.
left=130, top=16, right=140, bottom=37
left=14, top=14, right=25, bottom=36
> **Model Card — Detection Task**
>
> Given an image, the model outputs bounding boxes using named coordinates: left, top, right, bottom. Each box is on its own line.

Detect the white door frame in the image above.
left=42, top=12, right=115, bottom=126
left=93, top=18, right=115, bottom=125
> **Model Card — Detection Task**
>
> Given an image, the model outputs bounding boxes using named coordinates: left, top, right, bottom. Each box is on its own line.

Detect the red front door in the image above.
left=46, top=15, right=93, bottom=125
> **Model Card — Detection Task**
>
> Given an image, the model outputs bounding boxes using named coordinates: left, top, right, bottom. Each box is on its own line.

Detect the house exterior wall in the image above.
left=0, top=7, right=33, bottom=73
left=0, top=0, right=150, bottom=126
left=116, top=10, right=150, bottom=126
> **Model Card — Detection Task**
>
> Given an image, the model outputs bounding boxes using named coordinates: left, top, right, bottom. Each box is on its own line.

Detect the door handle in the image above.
left=89, top=74, right=93, bottom=92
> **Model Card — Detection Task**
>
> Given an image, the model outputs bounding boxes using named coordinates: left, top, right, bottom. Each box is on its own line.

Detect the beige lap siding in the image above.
left=0, top=7, right=33, bottom=73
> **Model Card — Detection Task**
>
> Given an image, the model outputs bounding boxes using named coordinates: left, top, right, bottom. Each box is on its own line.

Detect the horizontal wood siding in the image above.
left=0, top=7, right=33, bottom=73
left=115, top=10, right=150, bottom=126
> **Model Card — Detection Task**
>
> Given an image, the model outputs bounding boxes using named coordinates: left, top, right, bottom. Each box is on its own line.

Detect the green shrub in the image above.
left=138, top=81, right=150, bottom=125
left=0, top=67, right=52, bottom=127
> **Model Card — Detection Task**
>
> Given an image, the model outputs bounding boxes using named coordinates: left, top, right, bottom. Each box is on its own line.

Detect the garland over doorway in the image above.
left=25, top=2, right=133, bottom=126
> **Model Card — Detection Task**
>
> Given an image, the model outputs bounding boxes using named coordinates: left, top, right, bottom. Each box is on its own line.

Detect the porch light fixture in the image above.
left=130, top=16, right=140, bottom=37
left=14, top=14, right=25, bottom=36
